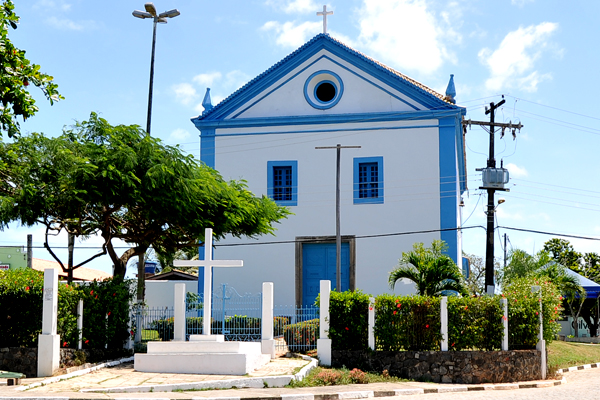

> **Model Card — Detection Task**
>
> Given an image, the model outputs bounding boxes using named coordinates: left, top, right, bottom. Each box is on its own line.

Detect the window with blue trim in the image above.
left=353, top=157, right=383, bottom=204
left=267, top=161, right=298, bottom=206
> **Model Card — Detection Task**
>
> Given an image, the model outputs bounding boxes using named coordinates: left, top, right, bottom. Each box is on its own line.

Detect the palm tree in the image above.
left=389, top=242, right=468, bottom=296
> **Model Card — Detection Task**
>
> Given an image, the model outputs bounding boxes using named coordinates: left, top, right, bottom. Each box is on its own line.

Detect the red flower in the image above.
left=393, top=311, right=397, bottom=315
left=95, top=295, right=98, bottom=299
left=535, top=311, right=539, bottom=315
left=425, top=324, right=429, bottom=329
left=451, top=342, right=455, bottom=347
left=464, top=306, right=468, bottom=310
left=90, top=290, right=94, bottom=295
left=25, top=286, right=29, bottom=291
left=369, top=307, right=373, bottom=311
left=113, top=292, right=116, bottom=296
left=85, top=340, right=89, bottom=344
left=108, top=311, right=111, bottom=316
left=397, top=303, right=401, bottom=308
left=63, top=341, right=67, bottom=347
left=345, top=327, right=349, bottom=331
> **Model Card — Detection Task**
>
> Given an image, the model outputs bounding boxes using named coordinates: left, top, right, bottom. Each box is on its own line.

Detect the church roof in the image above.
left=195, top=33, right=459, bottom=121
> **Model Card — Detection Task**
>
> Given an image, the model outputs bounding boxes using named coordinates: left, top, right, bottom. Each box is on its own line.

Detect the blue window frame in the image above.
left=267, top=161, right=298, bottom=206
left=353, top=157, right=383, bottom=204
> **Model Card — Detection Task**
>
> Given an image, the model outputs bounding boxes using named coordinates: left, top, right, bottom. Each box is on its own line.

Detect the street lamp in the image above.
left=132, top=3, right=180, bottom=135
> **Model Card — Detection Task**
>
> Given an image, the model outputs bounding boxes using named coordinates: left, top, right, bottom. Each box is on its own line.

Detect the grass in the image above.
left=548, top=340, right=600, bottom=369
left=287, top=366, right=409, bottom=387
left=141, top=329, right=160, bottom=341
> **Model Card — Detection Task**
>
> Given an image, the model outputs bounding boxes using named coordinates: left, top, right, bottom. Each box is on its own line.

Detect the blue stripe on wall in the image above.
left=439, top=117, right=459, bottom=263
left=200, top=129, right=215, bottom=168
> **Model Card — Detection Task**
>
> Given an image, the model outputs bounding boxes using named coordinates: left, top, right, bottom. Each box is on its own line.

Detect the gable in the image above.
left=193, top=34, right=461, bottom=124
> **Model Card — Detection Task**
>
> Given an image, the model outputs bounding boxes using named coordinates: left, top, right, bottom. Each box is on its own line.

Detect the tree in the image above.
left=0, top=1, right=63, bottom=137
left=389, top=240, right=468, bottom=296
left=543, top=238, right=582, bottom=270
left=500, top=249, right=552, bottom=286
left=463, top=252, right=500, bottom=296
left=0, top=113, right=291, bottom=283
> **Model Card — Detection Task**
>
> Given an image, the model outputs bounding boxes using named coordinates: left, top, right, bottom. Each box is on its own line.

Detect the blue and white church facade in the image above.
left=192, top=34, right=467, bottom=306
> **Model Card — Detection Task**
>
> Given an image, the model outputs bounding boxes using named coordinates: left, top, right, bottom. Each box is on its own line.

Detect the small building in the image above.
left=191, top=34, right=467, bottom=306
left=0, top=246, right=27, bottom=271
left=32, top=258, right=111, bottom=281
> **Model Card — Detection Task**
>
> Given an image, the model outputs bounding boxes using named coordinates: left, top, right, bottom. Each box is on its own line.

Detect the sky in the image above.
left=4, top=0, right=600, bottom=279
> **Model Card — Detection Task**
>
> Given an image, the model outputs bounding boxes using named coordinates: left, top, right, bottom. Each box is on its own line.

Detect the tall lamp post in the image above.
left=132, top=2, right=180, bottom=135
left=132, top=3, right=179, bottom=326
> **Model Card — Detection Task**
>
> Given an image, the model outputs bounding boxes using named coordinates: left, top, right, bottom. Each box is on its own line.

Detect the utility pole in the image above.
left=315, top=144, right=361, bottom=291
left=27, top=234, right=32, bottom=269
left=67, top=233, right=74, bottom=283
left=484, top=99, right=504, bottom=295
left=463, top=99, right=523, bottom=295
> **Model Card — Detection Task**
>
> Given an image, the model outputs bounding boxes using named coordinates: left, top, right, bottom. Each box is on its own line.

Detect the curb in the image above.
left=80, top=354, right=318, bottom=394
left=15, top=356, right=134, bottom=392
left=556, top=362, right=600, bottom=374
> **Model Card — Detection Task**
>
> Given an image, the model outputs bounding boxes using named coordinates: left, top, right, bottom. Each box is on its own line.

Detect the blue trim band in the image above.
left=200, top=129, right=215, bottom=168
left=267, top=160, right=298, bottom=206
left=353, top=156, right=384, bottom=204
left=438, top=117, right=458, bottom=263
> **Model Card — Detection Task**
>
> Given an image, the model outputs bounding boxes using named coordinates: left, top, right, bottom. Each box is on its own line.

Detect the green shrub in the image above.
left=328, top=290, right=370, bottom=350
left=274, top=316, right=291, bottom=336
left=283, top=318, right=318, bottom=352
left=374, top=295, right=441, bottom=351
left=80, top=277, right=135, bottom=349
left=447, top=296, right=503, bottom=350
left=503, top=277, right=562, bottom=349
left=0, top=268, right=80, bottom=348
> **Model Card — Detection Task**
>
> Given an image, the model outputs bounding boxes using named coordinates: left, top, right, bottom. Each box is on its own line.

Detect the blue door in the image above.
left=302, top=243, right=350, bottom=307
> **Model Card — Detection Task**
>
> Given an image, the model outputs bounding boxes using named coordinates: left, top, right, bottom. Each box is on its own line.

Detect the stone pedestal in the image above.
left=37, top=268, right=60, bottom=377
left=134, top=336, right=270, bottom=375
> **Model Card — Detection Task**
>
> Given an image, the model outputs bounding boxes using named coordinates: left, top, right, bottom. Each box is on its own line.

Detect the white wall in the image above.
left=145, top=280, right=198, bottom=308
left=210, top=119, right=449, bottom=305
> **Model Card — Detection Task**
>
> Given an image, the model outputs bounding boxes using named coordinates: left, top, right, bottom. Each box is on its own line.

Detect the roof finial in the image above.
left=317, top=5, right=333, bottom=34
left=202, top=88, right=213, bottom=114
left=445, top=74, right=456, bottom=104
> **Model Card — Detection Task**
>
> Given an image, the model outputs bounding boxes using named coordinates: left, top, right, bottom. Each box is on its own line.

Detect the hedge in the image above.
left=375, top=295, right=442, bottom=351
left=0, top=268, right=134, bottom=349
left=283, top=318, right=318, bottom=352
left=328, top=290, right=370, bottom=350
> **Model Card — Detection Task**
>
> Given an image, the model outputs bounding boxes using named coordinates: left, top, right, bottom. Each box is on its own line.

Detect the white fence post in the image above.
left=261, top=282, right=275, bottom=358
left=77, top=299, right=83, bottom=350
left=174, top=283, right=186, bottom=341
left=440, top=296, right=448, bottom=351
left=317, top=280, right=332, bottom=366
left=533, top=287, right=546, bottom=379
left=368, top=297, right=375, bottom=350
left=37, top=268, right=60, bottom=377
left=502, top=298, right=508, bottom=351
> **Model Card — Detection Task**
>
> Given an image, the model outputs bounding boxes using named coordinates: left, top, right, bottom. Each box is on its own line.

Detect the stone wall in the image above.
left=332, top=350, right=542, bottom=383
left=0, top=347, right=133, bottom=377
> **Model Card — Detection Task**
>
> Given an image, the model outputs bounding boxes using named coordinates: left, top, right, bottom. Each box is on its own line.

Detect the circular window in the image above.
left=304, top=70, right=343, bottom=110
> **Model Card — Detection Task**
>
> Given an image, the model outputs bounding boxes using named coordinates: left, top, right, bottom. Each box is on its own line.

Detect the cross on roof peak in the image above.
left=317, top=5, right=333, bottom=34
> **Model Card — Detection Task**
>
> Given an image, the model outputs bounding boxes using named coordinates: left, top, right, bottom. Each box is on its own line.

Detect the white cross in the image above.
left=174, top=228, right=243, bottom=336
left=317, top=5, right=333, bottom=34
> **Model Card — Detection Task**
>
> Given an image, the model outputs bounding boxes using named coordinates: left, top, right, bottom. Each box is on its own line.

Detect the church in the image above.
left=191, top=32, right=467, bottom=307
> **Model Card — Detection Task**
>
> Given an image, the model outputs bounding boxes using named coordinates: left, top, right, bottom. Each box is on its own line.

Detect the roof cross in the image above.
left=317, top=5, right=333, bottom=34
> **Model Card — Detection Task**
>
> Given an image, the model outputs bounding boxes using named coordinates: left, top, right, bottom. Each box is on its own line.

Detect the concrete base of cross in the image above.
left=317, top=338, right=332, bottom=366
left=37, top=334, right=60, bottom=377
left=134, top=335, right=270, bottom=375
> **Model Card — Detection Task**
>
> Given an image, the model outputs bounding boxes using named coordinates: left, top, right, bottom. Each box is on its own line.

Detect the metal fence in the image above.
left=132, top=285, right=320, bottom=354
left=274, top=304, right=319, bottom=353
left=131, top=305, right=174, bottom=342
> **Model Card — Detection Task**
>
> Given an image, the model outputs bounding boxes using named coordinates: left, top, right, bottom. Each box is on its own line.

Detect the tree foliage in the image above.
left=0, top=113, right=291, bottom=278
left=0, top=0, right=63, bottom=137
left=463, top=252, right=500, bottom=296
left=388, top=240, right=468, bottom=296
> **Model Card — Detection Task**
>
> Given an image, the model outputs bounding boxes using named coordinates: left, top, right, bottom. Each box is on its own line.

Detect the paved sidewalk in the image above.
left=0, top=356, right=581, bottom=400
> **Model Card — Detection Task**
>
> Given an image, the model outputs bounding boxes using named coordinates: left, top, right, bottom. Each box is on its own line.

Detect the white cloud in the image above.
left=511, top=0, right=534, bottom=7
left=172, top=83, right=198, bottom=106
left=193, top=72, right=223, bottom=87
left=265, top=0, right=320, bottom=14
left=356, top=0, right=458, bottom=75
left=33, top=0, right=72, bottom=12
left=261, top=20, right=321, bottom=48
left=45, top=16, right=85, bottom=30
left=168, top=128, right=191, bottom=143
left=505, top=163, right=528, bottom=178
left=479, top=22, right=559, bottom=92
